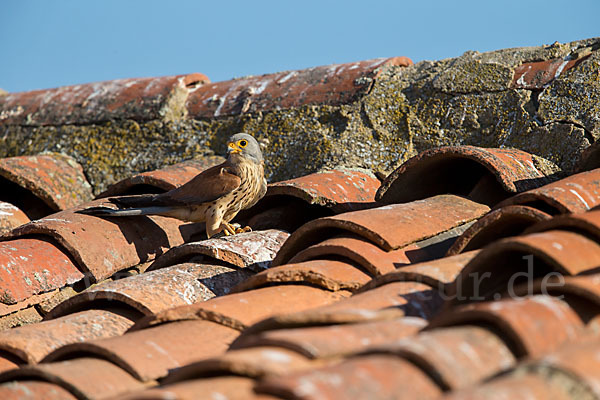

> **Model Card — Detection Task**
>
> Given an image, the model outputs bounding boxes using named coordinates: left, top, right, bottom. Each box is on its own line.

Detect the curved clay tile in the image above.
left=0, top=357, right=145, bottom=399
left=0, top=153, right=93, bottom=219
left=0, top=380, right=78, bottom=400
left=186, top=57, right=412, bottom=118
left=116, top=376, right=257, bottom=400
left=495, top=168, right=600, bottom=214
left=0, top=201, right=29, bottom=235
left=0, top=238, right=83, bottom=305
left=230, top=317, right=426, bottom=360
left=42, top=320, right=239, bottom=383
left=376, top=146, right=560, bottom=207
left=447, top=230, right=600, bottom=303
left=361, top=325, right=515, bottom=390
left=0, top=310, right=133, bottom=365
left=428, top=295, right=585, bottom=358
left=525, top=208, right=600, bottom=241
left=0, top=73, right=209, bottom=126
left=232, top=259, right=371, bottom=293
left=358, top=251, right=479, bottom=297
left=256, top=354, right=442, bottom=400
left=441, top=372, right=572, bottom=400
left=134, top=285, right=349, bottom=332
left=446, top=205, right=552, bottom=255
left=3, top=200, right=205, bottom=283
left=147, top=229, right=289, bottom=272
left=97, top=156, right=225, bottom=198
left=240, top=168, right=381, bottom=232
left=46, top=263, right=253, bottom=319
left=273, top=194, right=489, bottom=266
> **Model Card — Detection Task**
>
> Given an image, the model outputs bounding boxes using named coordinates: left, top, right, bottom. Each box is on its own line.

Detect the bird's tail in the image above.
left=77, top=206, right=171, bottom=217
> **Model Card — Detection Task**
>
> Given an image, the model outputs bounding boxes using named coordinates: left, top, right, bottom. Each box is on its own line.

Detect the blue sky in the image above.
left=1, top=0, right=598, bottom=93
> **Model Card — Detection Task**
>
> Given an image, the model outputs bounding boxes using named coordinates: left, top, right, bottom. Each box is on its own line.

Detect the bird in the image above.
left=80, top=132, right=267, bottom=238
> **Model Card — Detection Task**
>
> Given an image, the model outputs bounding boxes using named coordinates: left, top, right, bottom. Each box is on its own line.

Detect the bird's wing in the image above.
left=153, top=164, right=242, bottom=206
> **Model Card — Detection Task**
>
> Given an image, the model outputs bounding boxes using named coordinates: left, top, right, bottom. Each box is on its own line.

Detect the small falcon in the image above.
left=81, top=133, right=267, bottom=238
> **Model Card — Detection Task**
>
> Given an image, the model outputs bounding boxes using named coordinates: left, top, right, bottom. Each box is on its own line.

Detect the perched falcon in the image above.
left=81, top=133, right=267, bottom=238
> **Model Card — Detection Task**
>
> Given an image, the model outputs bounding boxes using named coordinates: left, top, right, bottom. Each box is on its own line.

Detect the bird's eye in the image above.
left=238, top=140, right=248, bottom=148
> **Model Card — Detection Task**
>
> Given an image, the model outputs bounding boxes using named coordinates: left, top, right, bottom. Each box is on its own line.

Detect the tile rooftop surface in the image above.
left=1, top=40, right=600, bottom=399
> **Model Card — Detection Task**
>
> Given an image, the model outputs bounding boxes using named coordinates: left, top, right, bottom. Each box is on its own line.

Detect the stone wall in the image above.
left=1, top=38, right=598, bottom=194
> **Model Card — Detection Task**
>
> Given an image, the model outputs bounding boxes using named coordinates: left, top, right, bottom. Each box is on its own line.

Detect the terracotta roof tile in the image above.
left=186, top=57, right=412, bottom=118
left=0, top=310, right=133, bottom=365
left=525, top=208, right=600, bottom=241
left=359, top=251, right=479, bottom=295
left=240, top=168, right=380, bottom=233
left=256, top=354, right=442, bottom=400
left=0, top=238, right=83, bottom=305
left=442, top=373, right=572, bottom=400
left=42, top=320, right=239, bottom=382
left=147, top=229, right=289, bottom=271
left=46, top=262, right=253, bottom=319
left=429, top=296, right=585, bottom=358
left=273, top=194, right=489, bottom=265
left=0, top=202, right=29, bottom=235
left=376, top=146, right=559, bottom=206
left=258, top=168, right=380, bottom=213
left=3, top=203, right=203, bottom=282
left=164, top=347, right=314, bottom=381
left=0, top=73, right=209, bottom=126
left=97, top=156, right=226, bottom=197
left=0, top=357, right=146, bottom=399
left=0, top=153, right=92, bottom=219
left=136, top=285, right=350, bottom=332
left=314, top=281, right=444, bottom=320
left=231, top=317, right=426, bottom=360
left=448, top=230, right=600, bottom=303
left=232, top=260, right=370, bottom=293
left=0, top=381, right=78, bottom=400
left=363, top=325, right=515, bottom=390
left=522, top=336, right=600, bottom=397
left=511, top=55, right=590, bottom=89
left=119, top=376, right=258, bottom=400
left=447, top=205, right=551, bottom=255
left=496, top=168, right=600, bottom=214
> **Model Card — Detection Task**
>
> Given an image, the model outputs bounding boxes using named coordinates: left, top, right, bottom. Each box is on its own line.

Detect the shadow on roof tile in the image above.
left=97, top=156, right=226, bottom=198
left=376, top=146, right=560, bottom=207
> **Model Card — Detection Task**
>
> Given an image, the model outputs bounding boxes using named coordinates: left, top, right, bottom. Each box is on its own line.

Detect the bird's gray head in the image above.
left=227, top=133, right=263, bottom=163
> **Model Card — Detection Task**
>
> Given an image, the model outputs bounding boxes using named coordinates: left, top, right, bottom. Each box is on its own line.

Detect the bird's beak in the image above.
left=228, top=142, right=242, bottom=154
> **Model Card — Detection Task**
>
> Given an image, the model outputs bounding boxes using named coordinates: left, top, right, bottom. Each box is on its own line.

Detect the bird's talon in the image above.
left=235, top=226, right=252, bottom=234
